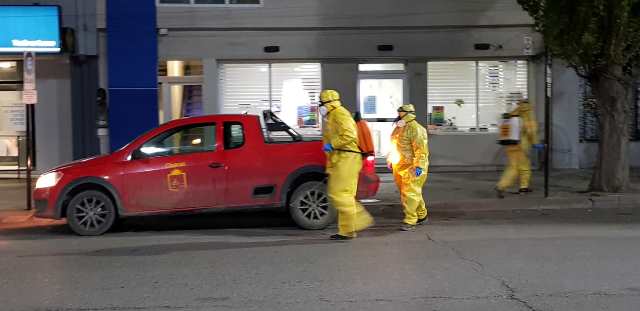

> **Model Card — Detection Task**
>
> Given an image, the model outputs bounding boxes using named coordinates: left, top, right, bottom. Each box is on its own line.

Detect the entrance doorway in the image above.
left=358, top=64, right=408, bottom=158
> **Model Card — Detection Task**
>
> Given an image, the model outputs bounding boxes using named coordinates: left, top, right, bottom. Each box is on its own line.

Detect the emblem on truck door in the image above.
left=167, top=169, right=188, bottom=191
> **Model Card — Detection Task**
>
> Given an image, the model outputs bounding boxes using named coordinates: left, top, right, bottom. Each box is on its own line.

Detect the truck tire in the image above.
left=66, top=190, right=116, bottom=236
left=289, top=181, right=336, bottom=230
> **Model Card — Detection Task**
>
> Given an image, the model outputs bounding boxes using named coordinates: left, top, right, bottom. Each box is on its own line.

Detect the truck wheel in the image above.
left=66, top=190, right=116, bottom=236
left=289, top=181, right=336, bottom=230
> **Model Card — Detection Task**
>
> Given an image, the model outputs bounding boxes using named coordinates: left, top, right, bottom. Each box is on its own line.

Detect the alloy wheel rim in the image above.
left=296, top=188, right=330, bottom=222
left=73, top=196, right=110, bottom=231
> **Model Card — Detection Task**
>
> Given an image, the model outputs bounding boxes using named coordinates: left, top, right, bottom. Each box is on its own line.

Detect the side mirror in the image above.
left=131, top=149, right=145, bottom=160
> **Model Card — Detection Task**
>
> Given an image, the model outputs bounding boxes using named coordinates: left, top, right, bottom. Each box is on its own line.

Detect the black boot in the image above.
left=330, top=234, right=353, bottom=241
left=519, top=188, right=532, bottom=194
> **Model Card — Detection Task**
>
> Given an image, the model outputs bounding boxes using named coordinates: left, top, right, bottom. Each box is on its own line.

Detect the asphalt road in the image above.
left=1, top=207, right=640, bottom=311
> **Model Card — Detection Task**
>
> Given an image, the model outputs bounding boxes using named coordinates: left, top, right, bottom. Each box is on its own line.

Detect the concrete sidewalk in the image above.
left=0, top=179, right=34, bottom=224
left=375, top=169, right=640, bottom=212
left=1, top=169, right=639, bottom=225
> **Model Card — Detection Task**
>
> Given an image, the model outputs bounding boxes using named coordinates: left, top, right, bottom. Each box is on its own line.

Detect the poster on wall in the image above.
left=0, top=92, right=26, bottom=133
left=297, top=105, right=318, bottom=128
left=364, top=96, right=377, bottom=115
left=432, top=106, right=445, bottom=125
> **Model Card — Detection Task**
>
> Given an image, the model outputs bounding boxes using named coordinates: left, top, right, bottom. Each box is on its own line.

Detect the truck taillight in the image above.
left=365, top=155, right=375, bottom=169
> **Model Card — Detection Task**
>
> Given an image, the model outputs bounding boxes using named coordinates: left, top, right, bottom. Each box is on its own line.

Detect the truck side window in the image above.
left=224, top=122, right=245, bottom=150
left=137, top=123, right=216, bottom=158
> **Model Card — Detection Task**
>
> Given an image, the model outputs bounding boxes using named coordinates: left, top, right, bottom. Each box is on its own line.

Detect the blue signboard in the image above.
left=0, top=6, right=61, bottom=53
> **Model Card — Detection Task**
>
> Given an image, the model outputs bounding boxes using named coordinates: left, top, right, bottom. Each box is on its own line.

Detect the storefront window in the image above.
left=0, top=61, right=22, bottom=91
left=478, top=61, right=528, bottom=129
left=219, top=62, right=322, bottom=136
left=0, top=62, right=26, bottom=169
left=427, top=60, right=528, bottom=132
left=427, top=61, right=477, bottom=130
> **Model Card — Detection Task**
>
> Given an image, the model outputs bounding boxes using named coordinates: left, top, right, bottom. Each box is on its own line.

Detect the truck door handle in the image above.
left=209, top=162, right=224, bottom=169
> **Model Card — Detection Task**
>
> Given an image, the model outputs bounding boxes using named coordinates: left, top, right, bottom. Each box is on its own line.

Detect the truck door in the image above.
left=222, top=121, right=275, bottom=207
left=122, top=123, right=225, bottom=212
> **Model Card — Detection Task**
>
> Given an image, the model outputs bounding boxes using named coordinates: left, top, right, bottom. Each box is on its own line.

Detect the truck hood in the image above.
left=48, top=154, right=112, bottom=173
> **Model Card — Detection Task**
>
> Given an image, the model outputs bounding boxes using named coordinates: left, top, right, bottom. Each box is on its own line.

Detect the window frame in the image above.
left=426, top=59, right=529, bottom=133
left=134, top=123, right=217, bottom=160
left=358, top=63, right=406, bottom=73
left=157, top=0, right=263, bottom=7
left=223, top=121, right=245, bottom=150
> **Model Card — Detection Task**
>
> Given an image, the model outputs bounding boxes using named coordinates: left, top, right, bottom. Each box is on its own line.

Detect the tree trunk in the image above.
left=589, top=65, right=631, bottom=192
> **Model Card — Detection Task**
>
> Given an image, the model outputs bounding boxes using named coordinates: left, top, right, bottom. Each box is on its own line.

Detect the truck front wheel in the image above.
left=288, top=181, right=336, bottom=230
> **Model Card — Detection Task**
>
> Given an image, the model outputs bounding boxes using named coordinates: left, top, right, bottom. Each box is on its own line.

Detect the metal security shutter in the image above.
left=219, top=62, right=322, bottom=135
left=271, top=63, right=322, bottom=136
left=579, top=79, right=640, bottom=141
left=218, top=63, right=269, bottom=116
left=427, top=61, right=477, bottom=128
left=478, top=60, right=528, bottom=128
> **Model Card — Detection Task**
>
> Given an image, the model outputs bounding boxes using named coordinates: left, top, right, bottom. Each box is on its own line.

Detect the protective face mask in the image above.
left=319, top=106, right=328, bottom=116
left=396, top=119, right=406, bottom=128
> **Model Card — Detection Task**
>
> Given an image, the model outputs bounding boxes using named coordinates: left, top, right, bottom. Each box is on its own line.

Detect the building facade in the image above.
left=2, top=0, right=638, bottom=173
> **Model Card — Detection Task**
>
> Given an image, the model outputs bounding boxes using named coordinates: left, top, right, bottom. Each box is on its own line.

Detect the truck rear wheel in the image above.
left=289, top=181, right=336, bottom=230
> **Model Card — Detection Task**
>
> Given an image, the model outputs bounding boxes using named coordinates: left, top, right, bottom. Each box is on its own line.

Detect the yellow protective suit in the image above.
left=497, top=100, right=539, bottom=190
left=321, top=90, right=373, bottom=237
left=389, top=106, right=429, bottom=226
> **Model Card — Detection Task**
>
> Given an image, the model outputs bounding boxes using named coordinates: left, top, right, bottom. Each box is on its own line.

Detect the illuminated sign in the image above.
left=0, top=6, right=61, bottom=53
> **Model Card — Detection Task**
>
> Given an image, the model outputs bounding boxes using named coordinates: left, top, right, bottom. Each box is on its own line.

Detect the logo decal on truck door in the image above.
left=167, top=169, right=188, bottom=191
left=165, top=162, right=186, bottom=169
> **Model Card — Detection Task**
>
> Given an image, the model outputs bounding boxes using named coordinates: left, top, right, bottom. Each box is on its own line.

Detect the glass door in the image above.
left=0, top=61, right=26, bottom=172
left=358, top=73, right=407, bottom=158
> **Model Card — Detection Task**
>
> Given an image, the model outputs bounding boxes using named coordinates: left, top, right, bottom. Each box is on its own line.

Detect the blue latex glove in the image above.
left=533, top=144, right=545, bottom=151
left=323, top=143, right=333, bottom=152
left=415, top=167, right=423, bottom=177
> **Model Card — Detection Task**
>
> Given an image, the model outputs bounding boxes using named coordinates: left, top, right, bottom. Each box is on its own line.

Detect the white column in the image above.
left=167, top=60, right=185, bottom=121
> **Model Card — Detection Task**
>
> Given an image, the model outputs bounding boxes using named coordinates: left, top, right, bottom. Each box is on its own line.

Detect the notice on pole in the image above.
left=22, top=90, right=38, bottom=105
left=23, top=51, right=36, bottom=90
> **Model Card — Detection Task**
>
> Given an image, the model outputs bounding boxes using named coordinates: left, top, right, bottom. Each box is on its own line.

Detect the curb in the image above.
left=365, top=195, right=640, bottom=213
left=1, top=195, right=638, bottom=225
left=0, top=211, right=35, bottom=225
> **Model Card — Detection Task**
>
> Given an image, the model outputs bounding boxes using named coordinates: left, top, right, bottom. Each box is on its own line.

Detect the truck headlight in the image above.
left=35, top=172, right=63, bottom=189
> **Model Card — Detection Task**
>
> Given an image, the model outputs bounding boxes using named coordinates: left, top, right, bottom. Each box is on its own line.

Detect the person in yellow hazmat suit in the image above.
left=495, top=99, right=544, bottom=198
left=319, top=89, right=374, bottom=240
left=388, top=104, right=429, bottom=231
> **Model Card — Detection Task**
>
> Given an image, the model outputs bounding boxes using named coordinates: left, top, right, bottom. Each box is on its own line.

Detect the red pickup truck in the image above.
left=33, top=111, right=380, bottom=235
